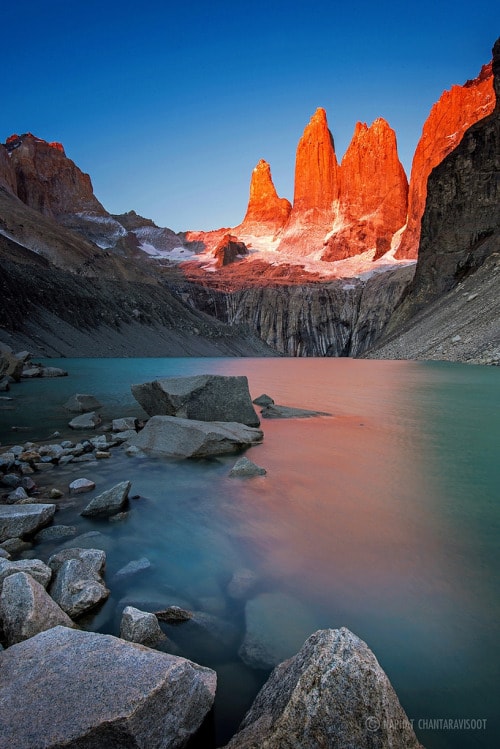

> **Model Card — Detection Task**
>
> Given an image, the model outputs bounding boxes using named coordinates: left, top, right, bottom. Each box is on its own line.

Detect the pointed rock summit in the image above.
left=277, top=107, right=340, bottom=255
left=235, top=159, right=291, bottom=237
left=395, top=61, right=495, bottom=259
left=323, top=118, right=408, bottom=261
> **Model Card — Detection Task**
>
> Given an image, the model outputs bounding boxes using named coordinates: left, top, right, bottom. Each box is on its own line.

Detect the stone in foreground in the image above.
left=127, top=415, right=263, bottom=459
left=80, top=480, right=131, bottom=518
left=224, top=628, right=423, bottom=749
left=229, top=457, right=267, bottom=477
left=48, top=548, right=109, bottom=618
left=131, top=374, right=260, bottom=427
left=0, top=504, right=56, bottom=543
left=0, top=626, right=216, bottom=749
left=120, top=605, right=166, bottom=646
left=0, top=572, right=74, bottom=646
left=0, top=558, right=52, bottom=590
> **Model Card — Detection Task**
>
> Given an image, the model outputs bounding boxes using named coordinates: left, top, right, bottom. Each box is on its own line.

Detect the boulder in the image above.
left=127, top=415, right=263, bottom=459
left=223, top=628, right=423, bottom=749
left=155, top=605, right=193, bottom=623
left=131, top=374, right=260, bottom=427
left=229, top=457, right=267, bottom=477
left=239, top=592, right=319, bottom=669
left=48, top=548, right=109, bottom=618
left=252, top=393, right=274, bottom=406
left=80, top=480, right=131, bottom=518
left=0, top=558, right=52, bottom=590
left=39, top=367, right=68, bottom=377
left=69, top=477, right=96, bottom=493
left=0, top=572, right=74, bottom=646
left=34, top=525, right=77, bottom=542
left=63, top=393, right=103, bottom=413
left=120, top=605, right=166, bottom=646
left=0, top=626, right=216, bottom=749
left=260, top=404, right=332, bottom=419
left=112, top=416, right=138, bottom=432
left=68, top=411, right=102, bottom=430
left=0, top=351, right=23, bottom=382
left=0, top=504, right=56, bottom=543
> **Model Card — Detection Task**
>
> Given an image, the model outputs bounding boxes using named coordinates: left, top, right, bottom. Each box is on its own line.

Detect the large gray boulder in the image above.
left=80, top=480, right=131, bottom=518
left=0, top=626, right=217, bottom=749
left=63, top=393, right=103, bottom=413
left=127, top=415, right=263, bottom=459
left=223, top=628, right=423, bottom=749
left=0, top=558, right=52, bottom=590
left=131, top=374, right=260, bottom=427
left=48, top=548, right=109, bottom=618
left=120, top=605, right=166, bottom=646
left=0, top=504, right=56, bottom=543
left=0, top=572, right=74, bottom=646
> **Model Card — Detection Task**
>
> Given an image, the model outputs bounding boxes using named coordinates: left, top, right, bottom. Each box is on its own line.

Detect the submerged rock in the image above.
left=0, top=626, right=217, bottom=749
left=224, top=628, right=423, bottom=749
left=260, top=404, right=332, bottom=419
left=229, top=457, right=267, bottom=477
left=63, top=393, right=103, bottom=413
left=127, top=415, right=264, bottom=459
left=131, top=374, right=260, bottom=427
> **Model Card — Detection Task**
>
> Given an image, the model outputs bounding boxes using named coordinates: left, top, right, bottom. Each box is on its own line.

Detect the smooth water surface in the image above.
left=1, top=358, right=499, bottom=748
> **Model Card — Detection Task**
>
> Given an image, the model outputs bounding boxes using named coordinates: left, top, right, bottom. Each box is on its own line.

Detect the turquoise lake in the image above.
left=1, top=357, right=499, bottom=748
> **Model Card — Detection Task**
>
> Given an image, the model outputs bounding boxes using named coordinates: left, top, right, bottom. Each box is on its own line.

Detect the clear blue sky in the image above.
left=2, top=1, right=498, bottom=232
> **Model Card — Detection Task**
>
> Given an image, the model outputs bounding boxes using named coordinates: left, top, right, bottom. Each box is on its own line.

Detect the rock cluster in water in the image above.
left=0, top=369, right=423, bottom=747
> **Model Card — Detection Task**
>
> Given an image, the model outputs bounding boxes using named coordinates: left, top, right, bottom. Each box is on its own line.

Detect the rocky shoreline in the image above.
left=0, top=359, right=424, bottom=748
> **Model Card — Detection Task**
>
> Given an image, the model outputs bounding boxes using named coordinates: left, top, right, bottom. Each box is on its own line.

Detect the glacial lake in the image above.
left=1, top=357, right=499, bottom=748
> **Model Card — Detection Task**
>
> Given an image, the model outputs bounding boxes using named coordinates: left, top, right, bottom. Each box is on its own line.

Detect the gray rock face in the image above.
left=48, top=548, right=109, bottom=618
left=131, top=374, right=260, bottom=427
left=128, top=415, right=264, bottom=459
left=229, top=457, right=267, bottom=477
left=63, top=393, right=103, bottom=413
left=120, top=605, right=166, bottom=646
left=0, top=626, right=217, bottom=749
left=80, top=480, right=131, bottom=518
left=239, top=592, right=319, bottom=669
left=112, top=416, right=138, bottom=431
left=68, top=411, right=102, bottom=430
left=0, top=558, right=52, bottom=590
left=0, top=572, right=74, bottom=646
left=224, top=628, right=423, bottom=749
left=0, top=503, right=56, bottom=543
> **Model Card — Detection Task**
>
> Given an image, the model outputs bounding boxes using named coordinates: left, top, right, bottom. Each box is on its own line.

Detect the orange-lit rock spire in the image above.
left=235, top=159, right=291, bottom=236
left=323, top=118, right=408, bottom=261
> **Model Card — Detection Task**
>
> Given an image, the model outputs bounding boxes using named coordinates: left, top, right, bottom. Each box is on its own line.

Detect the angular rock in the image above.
left=69, top=477, right=96, bottom=493
left=127, top=415, right=264, bottom=459
left=34, top=525, right=77, bottom=542
left=229, top=457, right=267, bottom=477
left=131, top=374, right=260, bottom=427
left=155, top=605, right=193, bottom=623
left=0, top=572, right=74, bottom=646
left=0, top=351, right=23, bottom=382
left=239, top=592, right=318, bottom=669
left=120, top=605, right=166, bottom=646
left=63, top=393, right=103, bottom=413
left=80, top=480, right=131, bottom=518
left=0, top=503, right=56, bottom=543
left=112, top=416, right=137, bottom=432
left=6, top=486, right=29, bottom=502
left=0, top=558, right=52, bottom=590
left=68, top=411, right=102, bottom=430
left=252, top=393, right=274, bottom=406
left=0, top=626, right=216, bottom=749
left=48, top=548, right=109, bottom=618
left=214, top=233, right=249, bottom=267
left=0, top=537, right=32, bottom=554
left=224, top=628, right=423, bottom=749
